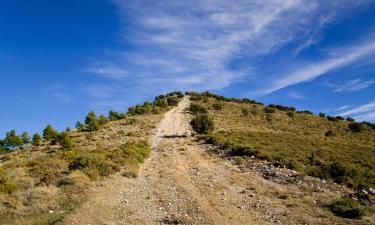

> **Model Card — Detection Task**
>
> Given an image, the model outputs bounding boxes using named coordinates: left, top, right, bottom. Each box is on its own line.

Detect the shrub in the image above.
left=319, top=112, right=326, bottom=118
left=336, top=116, right=345, bottom=121
left=189, top=103, right=207, bottom=114
left=190, top=114, right=214, bottom=134
left=327, top=116, right=338, bottom=122
left=108, top=110, right=126, bottom=121
left=68, top=152, right=118, bottom=180
left=0, top=175, right=18, bottom=194
left=167, top=96, right=179, bottom=106
left=346, top=117, right=355, bottom=122
left=212, top=102, right=223, bottom=110
left=155, top=99, right=168, bottom=108
left=241, top=108, right=250, bottom=116
left=330, top=198, right=365, bottom=219
left=287, top=112, right=294, bottom=118
left=348, top=123, right=363, bottom=133
left=264, top=107, right=275, bottom=113
left=29, top=158, right=68, bottom=185
left=325, top=130, right=335, bottom=137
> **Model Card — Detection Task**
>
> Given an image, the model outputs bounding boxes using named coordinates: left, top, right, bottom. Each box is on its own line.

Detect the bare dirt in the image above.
left=62, top=97, right=366, bottom=225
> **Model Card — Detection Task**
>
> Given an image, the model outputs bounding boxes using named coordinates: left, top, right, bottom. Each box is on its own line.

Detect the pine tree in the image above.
left=21, top=132, right=30, bottom=144
left=4, top=130, right=23, bottom=149
left=58, top=132, right=73, bottom=150
left=43, top=125, right=58, bottom=142
left=32, top=133, right=42, bottom=146
left=85, top=111, right=100, bottom=131
left=98, top=114, right=108, bottom=125
left=75, top=121, right=85, bottom=131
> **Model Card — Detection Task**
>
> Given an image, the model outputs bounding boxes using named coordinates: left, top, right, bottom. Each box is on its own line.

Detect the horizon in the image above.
left=1, top=0, right=375, bottom=137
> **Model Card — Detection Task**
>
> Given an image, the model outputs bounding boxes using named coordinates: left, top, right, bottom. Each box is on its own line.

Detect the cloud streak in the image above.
left=256, top=41, right=375, bottom=95
left=330, top=78, right=375, bottom=92
left=88, top=0, right=363, bottom=91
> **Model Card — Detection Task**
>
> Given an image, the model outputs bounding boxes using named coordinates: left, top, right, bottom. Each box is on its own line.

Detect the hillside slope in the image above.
left=0, top=92, right=374, bottom=224
left=65, top=96, right=373, bottom=225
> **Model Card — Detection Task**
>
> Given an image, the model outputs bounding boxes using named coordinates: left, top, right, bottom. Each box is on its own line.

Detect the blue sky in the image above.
left=1, top=0, right=375, bottom=137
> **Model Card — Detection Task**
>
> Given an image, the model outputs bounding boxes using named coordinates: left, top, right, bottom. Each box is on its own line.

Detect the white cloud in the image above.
left=87, top=0, right=363, bottom=93
left=339, top=101, right=375, bottom=117
left=256, top=41, right=375, bottom=95
left=331, top=78, right=375, bottom=92
left=335, top=105, right=352, bottom=111
left=287, top=91, right=308, bottom=100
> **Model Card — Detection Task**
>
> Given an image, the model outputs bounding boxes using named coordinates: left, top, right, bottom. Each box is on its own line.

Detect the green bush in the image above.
left=212, top=102, right=223, bottom=110
left=167, top=96, right=179, bottom=106
left=264, top=107, right=276, bottom=113
left=67, top=152, right=118, bottom=180
left=348, top=123, right=363, bottom=133
left=330, top=198, right=365, bottom=219
left=189, top=103, right=207, bottom=114
left=108, top=110, right=126, bottom=121
left=29, top=158, right=68, bottom=185
left=190, top=114, right=214, bottom=134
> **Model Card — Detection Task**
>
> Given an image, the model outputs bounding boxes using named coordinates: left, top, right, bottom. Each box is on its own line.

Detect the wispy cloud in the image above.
left=87, top=0, right=364, bottom=92
left=327, top=78, right=375, bottom=92
left=41, top=85, right=72, bottom=103
left=338, top=101, right=375, bottom=122
left=286, top=91, right=308, bottom=100
left=256, top=41, right=375, bottom=95
left=335, top=105, right=352, bottom=111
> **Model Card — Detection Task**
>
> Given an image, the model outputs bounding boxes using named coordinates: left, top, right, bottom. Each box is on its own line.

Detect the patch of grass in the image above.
left=330, top=198, right=366, bottom=219
left=0, top=175, right=18, bottom=194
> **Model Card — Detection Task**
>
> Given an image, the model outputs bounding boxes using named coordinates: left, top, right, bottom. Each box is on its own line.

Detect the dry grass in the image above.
left=197, top=96, right=375, bottom=189
left=0, top=113, right=162, bottom=224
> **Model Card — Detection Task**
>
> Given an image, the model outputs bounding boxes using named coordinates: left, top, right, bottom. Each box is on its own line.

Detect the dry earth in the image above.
left=62, top=97, right=368, bottom=225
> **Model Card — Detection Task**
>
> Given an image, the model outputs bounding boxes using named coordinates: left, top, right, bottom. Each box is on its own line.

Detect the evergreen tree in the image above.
left=32, top=133, right=42, bottom=146
left=43, top=125, right=58, bottom=142
left=4, top=130, right=23, bottom=149
left=85, top=111, right=100, bottom=131
left=0, top=139, right=5, bottom=152
left=98, top=114, right=108, bottom=125
left=58, top=132, right=73, bottom=150
left=75, top=121, right=85, bottom=131
left=108, top=110, right=125, bottom=120
left=21, top=132, right=30, bottom=144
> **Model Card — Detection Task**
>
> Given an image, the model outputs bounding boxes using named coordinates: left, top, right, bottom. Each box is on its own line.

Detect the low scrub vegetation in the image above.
left=191, top=114, right=214, bottom=134
left=0, top=91, right=166, bottom=223
left=330, top=197, right=367, bottom=219
left=189, top=92, right=375, bottom=190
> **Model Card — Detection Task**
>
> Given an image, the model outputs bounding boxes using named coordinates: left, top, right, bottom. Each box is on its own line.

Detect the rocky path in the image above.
left=63, top=97, right=266, bottom=225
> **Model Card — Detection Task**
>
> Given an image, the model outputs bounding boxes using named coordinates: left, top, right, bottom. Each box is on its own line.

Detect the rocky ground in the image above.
left=62, top=97, right=374, bottom=225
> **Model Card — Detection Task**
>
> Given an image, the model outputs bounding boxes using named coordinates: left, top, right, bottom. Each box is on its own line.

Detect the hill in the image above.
left=0, top=91, right=374, bottom=225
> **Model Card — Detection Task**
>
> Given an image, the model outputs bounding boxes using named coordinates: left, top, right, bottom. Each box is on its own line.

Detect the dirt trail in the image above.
left=64, top=97, right=266, bottom=225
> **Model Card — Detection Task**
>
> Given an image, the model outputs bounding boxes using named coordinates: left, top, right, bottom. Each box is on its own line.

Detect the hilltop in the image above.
left=0, top=91, right=374, bottom=225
